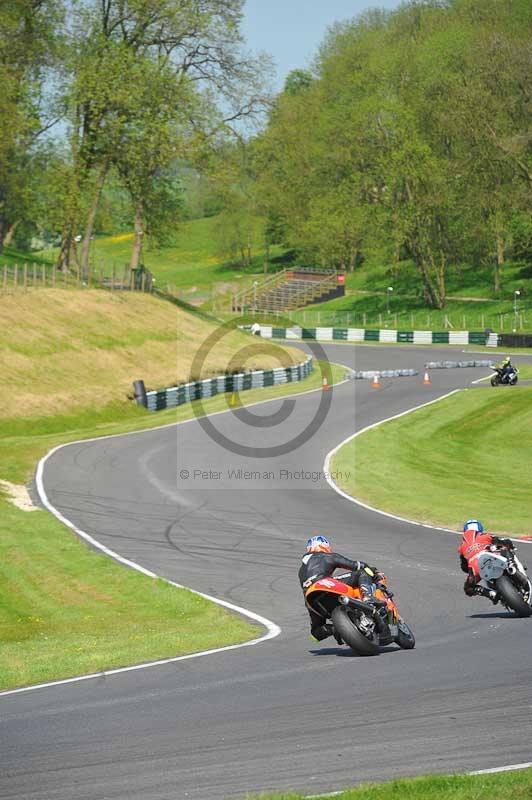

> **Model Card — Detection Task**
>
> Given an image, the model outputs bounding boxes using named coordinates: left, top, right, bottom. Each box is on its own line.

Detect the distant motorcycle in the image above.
left=305, top=573, right=415, bottom=656
left=476, top=545, right=532, bottom=617
left=490, top=365, right=518, bottom=386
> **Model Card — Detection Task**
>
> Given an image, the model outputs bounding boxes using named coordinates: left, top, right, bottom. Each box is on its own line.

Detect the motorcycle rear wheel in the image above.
left=496, top=574, right=532, bottom=617
left=331, top=606, right=379, bottom=656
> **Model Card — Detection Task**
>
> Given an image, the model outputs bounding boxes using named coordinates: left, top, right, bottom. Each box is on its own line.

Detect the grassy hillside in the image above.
left=17, top=215, right=286, bottom=308
left=7, top=215, right=530, bottom=329
left=0, top=288, right=303, bottom=419
left=332, top=387, right=532, bottom=537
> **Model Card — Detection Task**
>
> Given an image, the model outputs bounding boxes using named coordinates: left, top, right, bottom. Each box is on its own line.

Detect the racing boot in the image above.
left=474, top=585, right=499, bottom=604
left=310, top=623, right=334, bottom=642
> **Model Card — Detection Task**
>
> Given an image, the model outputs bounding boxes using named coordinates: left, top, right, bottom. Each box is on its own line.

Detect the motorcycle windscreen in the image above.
left=476, top=551, right=506, bottom=580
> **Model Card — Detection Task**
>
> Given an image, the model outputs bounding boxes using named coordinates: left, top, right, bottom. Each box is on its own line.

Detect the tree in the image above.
left=58, top=0, right=271, bottom=275
left=0, top=0, right=62, bottom=250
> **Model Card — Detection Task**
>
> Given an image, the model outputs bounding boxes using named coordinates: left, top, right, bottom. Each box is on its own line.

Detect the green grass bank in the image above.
left=250, top=768, right=532, bottom=800
left=331, top=387, right=532, bottom=537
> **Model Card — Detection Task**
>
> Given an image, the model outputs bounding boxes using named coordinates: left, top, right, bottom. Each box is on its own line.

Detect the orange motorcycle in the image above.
left=305, top=573, right=415, bottom=656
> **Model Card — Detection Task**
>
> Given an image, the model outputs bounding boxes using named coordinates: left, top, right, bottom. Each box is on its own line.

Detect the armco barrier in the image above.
left=424, top=360, right=495, bottom=369
left=241, top=325, right=494, bottom=346
left=141, top=356, right=314, bottom=412
left=498, top=333, right=532, bottom=348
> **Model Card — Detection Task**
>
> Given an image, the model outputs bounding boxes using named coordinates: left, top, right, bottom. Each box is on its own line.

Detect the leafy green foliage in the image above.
left=255, top=0, right=532, bottom=307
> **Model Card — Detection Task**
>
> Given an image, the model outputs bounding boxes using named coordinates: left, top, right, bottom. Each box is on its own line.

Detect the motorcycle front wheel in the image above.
left=490, top=376, right=499, bottom=387
left=395, top=619, right=416, bottom=649
left=331, top=606, right=379, bottom=656
left=496, top=574, right=532, bottom=617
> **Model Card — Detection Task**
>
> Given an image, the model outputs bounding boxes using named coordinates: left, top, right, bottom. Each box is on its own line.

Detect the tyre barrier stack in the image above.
left=347, top=369, right=419, bottom=380
left=134, top=356, right=314, bottom=412
left=241, top=325, right=492, bottom=346
left=424, top=360, right=495, bottom=369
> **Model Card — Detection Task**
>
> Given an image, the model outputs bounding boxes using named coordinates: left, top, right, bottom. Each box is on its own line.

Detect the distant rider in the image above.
left=458, top=519, right=514, bottom=602
left=496, top=356, right=515, bottom=381
left=299, top=535, right=385, bottom=641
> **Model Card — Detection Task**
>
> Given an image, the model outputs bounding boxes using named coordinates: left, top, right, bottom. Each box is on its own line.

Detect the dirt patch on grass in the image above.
left=0, top=480, right=38, bottom=512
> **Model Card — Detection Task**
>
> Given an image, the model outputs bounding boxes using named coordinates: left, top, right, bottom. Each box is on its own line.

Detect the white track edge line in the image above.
left=469, top=762, right=532, bottom=774
left=323, top=389, right=461, bottom=534
left=3, top=363, right=351, bottom=698
left=323, top=387, right=531, bottom=541
left=304, top=763, right=532, bottom=798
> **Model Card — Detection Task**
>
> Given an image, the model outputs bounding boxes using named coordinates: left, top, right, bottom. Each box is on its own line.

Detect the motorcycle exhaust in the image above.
left=339, top=596, right=388, bottom=634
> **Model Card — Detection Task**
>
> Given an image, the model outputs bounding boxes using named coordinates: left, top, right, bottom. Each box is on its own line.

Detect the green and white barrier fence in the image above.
left=139, top=356, right=314, bottom=412
left=244, top=325, right=496, bottom=347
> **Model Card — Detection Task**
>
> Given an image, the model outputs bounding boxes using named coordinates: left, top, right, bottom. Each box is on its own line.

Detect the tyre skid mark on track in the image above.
left=3, top=370, right=353, bottom=699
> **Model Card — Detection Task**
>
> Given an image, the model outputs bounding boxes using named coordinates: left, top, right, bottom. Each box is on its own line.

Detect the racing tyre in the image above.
left=496, top=574, right=532, bottom=617
left=490, top=376, right=499, bottom=387
left=510, top=375, right=518, bottom=385
left=331, top=606, right=379, bottom=656
left=395, top=620, right=416, bottom=649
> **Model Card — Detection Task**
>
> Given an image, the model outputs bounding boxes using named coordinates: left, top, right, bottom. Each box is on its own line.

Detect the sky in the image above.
left=242, top=0, right=404, bottom=91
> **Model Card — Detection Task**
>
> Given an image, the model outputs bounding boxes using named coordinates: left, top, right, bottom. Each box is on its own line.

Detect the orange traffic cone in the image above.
left=371, top=373, right=381, bottom=389
left=322, top=376, right=330, bottom=391
left=423, top=371, right=431, bottom=385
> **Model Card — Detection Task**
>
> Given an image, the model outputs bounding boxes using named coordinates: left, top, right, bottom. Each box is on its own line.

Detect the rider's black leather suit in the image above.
left=299, top=552, right=373, bottom=637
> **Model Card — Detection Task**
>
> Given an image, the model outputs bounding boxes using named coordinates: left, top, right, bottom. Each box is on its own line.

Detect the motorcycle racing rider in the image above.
left=458, top=519, right=515, bottom=602
left=299, top=535, right=386, bottom=641
left=496, top=355, right=516, bottom=382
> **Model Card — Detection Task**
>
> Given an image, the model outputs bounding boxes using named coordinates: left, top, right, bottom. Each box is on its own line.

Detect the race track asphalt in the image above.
left=3, top=343, right=532, bottom=800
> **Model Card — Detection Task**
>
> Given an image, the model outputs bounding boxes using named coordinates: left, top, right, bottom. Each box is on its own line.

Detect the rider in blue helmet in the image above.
left=463, top=519, right=484, bottom=533
left=459, top=520, right=514, bottom=601
left=299, top=535, right=385, bottom=641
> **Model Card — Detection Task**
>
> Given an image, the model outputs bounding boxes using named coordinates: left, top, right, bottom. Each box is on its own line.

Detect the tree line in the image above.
left=0, top=0, right=270, bottom=275
left=250, top=0, right=532, bottom=308
left=2, top=0, right=531, bottom=307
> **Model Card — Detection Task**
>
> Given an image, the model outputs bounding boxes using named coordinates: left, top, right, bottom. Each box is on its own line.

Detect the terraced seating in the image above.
left=232, top=269, right=345, bottom=312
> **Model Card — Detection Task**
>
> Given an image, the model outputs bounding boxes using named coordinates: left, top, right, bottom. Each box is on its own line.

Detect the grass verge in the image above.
left=331, top=387, right=532, bottom=536
left=0, top=361, right=345, bottom=691
left=248, top=768, right=532, bottom=799
left=0, top=289, right=305, bottom=419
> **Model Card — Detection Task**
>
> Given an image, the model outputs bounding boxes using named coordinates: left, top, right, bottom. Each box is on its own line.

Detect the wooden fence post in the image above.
left=111, top=264, right=116, bottom=290
left=23, top=264, right=27, bottom=289
left=14, top=264, right=18, bottom=288
left=3, top=265, right=7, bottom=289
